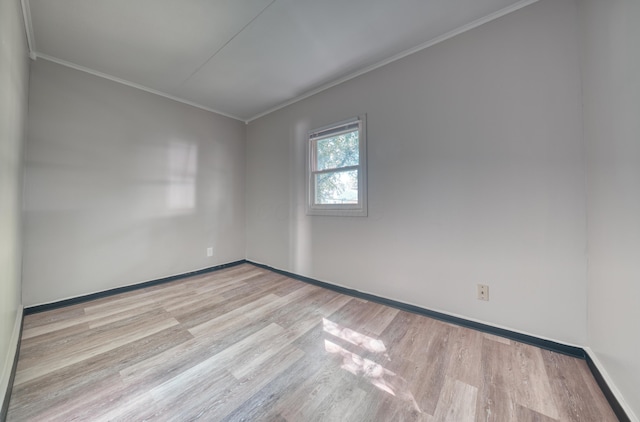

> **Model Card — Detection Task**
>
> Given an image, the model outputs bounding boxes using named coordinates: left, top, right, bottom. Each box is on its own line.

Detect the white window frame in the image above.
left=307, top=114, right=367, bottom=217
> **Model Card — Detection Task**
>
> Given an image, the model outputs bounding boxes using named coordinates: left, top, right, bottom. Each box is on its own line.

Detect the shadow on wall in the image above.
left=290, top=119, right=312, bottom=274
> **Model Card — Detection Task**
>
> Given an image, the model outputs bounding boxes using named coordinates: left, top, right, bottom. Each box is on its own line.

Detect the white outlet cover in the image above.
left=477, top=284, right=489, bottom=301
left=207, top=247, right=213, bottom=257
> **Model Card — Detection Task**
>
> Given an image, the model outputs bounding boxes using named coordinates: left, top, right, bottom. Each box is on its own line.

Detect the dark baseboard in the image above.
left=16, top=258, right=631, bottom=421
left=24, top=260, right=247, bottom=315
left=248, top=261, right=585, bottom=358
left=1, top=314, right=23, bottom=422
left=585, top=353, right=631, bottom=422
left=249, top=261, right=635, bottom=420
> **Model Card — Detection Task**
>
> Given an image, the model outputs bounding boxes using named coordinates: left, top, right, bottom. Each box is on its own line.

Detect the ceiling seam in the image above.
left=24, top=0, right=539, bottom=123
left=180, top=0, right=277, bottom=87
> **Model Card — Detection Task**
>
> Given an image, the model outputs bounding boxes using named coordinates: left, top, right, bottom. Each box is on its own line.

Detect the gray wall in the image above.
left=246, top=0, right=587, bottom=345
left=0, top=0, right=29, bottom=403
left=22, top=59, right=246, bottom=306
left=581, top=0, right=640, bottom=417
left=13, top=0, right=640, bottom=417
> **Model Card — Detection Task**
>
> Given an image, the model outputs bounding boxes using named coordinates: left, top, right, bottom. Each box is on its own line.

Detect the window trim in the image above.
left=307, top=115, right=367, bottom=217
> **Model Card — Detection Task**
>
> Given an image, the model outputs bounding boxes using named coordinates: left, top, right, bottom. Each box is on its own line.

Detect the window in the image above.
left=307, top=115, right=367, bottom=216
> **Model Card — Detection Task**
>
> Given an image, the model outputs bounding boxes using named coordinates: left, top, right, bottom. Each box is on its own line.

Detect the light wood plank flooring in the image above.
left=8, top=264, right=617, bottom=421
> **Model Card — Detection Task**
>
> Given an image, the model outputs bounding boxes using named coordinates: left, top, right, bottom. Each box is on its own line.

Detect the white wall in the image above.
left=0, top=0, right=29, bottom=406
left=247, top=0, right=587, bottom=344
left=11, top=0, right=640, bottom=416
left=22, top=59, right=246, bottom=306
left=581, top=0, right=640, bottom=418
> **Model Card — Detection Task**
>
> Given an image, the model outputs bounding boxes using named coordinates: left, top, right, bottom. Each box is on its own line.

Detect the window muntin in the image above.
left=308, top=116, right=367, bottom=216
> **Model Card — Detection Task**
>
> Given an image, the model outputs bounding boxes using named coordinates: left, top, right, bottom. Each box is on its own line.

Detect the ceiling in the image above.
left=24, top=0, right=535, bottom=122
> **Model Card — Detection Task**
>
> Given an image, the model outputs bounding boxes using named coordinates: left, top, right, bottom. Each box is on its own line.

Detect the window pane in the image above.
left=316, top=130, right=359, bottom=171
left=315, top=169, right=358, bottom=204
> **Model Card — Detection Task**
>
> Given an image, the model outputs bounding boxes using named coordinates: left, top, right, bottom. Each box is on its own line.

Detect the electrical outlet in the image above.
left=477, top=284, right=489, bottom=301
left=206, top=247, right=213, bottom=257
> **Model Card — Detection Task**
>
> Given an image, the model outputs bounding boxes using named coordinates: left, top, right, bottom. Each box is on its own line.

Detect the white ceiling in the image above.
left=25, top=0, right=535, bottom=122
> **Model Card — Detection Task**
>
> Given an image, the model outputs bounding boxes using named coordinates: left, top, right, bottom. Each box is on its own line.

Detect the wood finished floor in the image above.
left=8, top=264, right=617, bottom=421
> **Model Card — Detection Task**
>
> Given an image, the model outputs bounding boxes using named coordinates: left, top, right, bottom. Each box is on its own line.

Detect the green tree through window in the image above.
left=315, top=130, right=359, bottom=204
left=308, top=116, right=367, bottom=216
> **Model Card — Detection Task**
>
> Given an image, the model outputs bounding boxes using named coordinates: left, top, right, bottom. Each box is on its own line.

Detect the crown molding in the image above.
left=18, top=0, right=242, bottom=120
left=35, top=54, right=244, bottom=122
left=246, top=0, right=540, bottom=123
left=21, top=0, right=540, bottom=124
left=19, top=0, right=36, bottom=59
